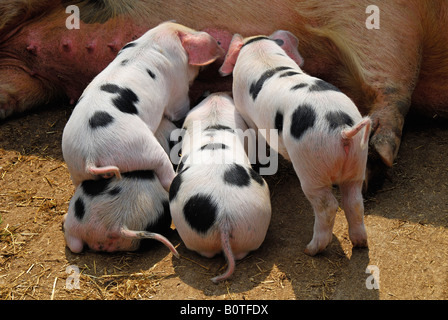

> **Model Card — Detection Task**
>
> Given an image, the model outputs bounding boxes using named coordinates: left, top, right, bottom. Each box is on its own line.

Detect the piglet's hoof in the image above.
left=350, top=235, right=368, bottom=249
left=304, top=238, right=330, bottom=257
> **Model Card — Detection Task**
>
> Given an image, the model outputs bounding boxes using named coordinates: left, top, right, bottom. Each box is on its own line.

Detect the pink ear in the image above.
left=269, top=30, right=304, bottom=67
left=178, top=31, right=225, bottom=66
left=219, top=34, right=244, bottom=76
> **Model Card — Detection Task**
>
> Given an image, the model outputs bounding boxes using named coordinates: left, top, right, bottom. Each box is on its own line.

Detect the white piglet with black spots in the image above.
left=169, top=92, right=272, bottom=283
left=62, top=21, right=224, bottom=191
left=63, top=119, right=180, bottom=255
left=220, top=31, right=371, bottom=256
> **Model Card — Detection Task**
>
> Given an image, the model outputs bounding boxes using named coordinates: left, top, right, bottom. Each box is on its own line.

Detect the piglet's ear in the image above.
left=178, top=31, right=225, bottom=66
left=269, top=30, right=304, bottom=67
left=219, top=34, right=244, bottom=76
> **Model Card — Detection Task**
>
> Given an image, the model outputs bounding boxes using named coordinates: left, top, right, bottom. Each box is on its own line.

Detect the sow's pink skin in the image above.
left=3, top=1, right=448, bottom=188
left=61, top=22, right=224, bottom=191
left=169, top=93, right=272, bottom=283
left=220, top=32, right=370, bottom=256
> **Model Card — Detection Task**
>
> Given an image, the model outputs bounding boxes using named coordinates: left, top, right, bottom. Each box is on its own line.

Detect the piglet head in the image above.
left=219, top=31, right=304, bottom=76
left=268, top=30, right=304, bottom=67
left=177, top=30, right=225, bottom=66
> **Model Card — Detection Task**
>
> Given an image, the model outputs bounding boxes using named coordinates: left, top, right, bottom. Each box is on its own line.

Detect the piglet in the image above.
left=169, top=92, right=272, bottom=283
left=220, top=31, right=370, bottom=256
left=63, top=119, right=179, bottom=256
left=62, top=21, right=224, bottom=191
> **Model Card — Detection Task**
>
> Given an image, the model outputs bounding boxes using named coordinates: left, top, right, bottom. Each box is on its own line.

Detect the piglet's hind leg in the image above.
left=340, top=180, right=368, bottom=249
left=302, top=185, right=338, bottom=256
left=145, top=134, right=176, bottom=192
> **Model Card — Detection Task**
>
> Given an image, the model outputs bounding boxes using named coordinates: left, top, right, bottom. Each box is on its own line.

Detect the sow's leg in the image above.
left=0, top=67, right=56, bottom=118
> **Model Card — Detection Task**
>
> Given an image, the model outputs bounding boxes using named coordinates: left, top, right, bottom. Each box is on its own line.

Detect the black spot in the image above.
left=177, top=156, right=189, bottom=174
left=250, top=66, right=293, bottom=100
left=291, top=83, right=308, bottom=91
left=168, top=140, right=176, bottom=153
left=111, top=87, right=139, bottom=114
left=81, top=178, right=112, bottom=197
left=325, top=111, right=354, bottom=131
left=274, top=111, right=284, bottom=133
left=205, top=124, right=234, bottom=132
left=242, top=36, right=269, bottom=48
left=279, top=71, right=301, bottom=78
left=176, top=161, right=185, bottom=173
left=200, top=143, right=229, bottom=151
left=145, top=200, right=171, bottom=234
left=249, top=79, right=267, bottom=101
left=100, top=83, right=139, bottom=115
left=290, top=104, right=317, bottom=140
left=146, top=69, right=156, bottom=79
left=308, top=79, right=341, bottom=92
left=89, top=111, right=114, bottom=129
left=162, top=200, right=171, bottom=218
left=274, top=66, right=293, bottom=72
left=249, top=168, right=265, bottom=186
left=122, top=170, right=156, bottom=180
left=108, top=186, right=121, bottom=196
left=169, top=173, right=183, bottom=202
left=273, top=38, right=284, bottom=46
left=120, top=59, right=129, bottom=66
left=140, top=200, right=172, bottom=251
left=183, top=194, right=217, bottom=234
left=100, top=83, right=120, bottom=94
left=223, top=163, right=250, bottom=187
left=118, top=42, right=137, bottom=54
left=242, top=36, right=285, bottom=48
left=74, top=198, right=86, bottom=221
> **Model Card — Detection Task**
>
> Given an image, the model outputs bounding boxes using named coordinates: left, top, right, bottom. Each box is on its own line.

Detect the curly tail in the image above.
left=120, top=227, right=179, bottom=258
left=87, top=164, right=122, bottom=179
left=341, top=117, right=371, bottom=150
left=211, top=226, right=235, bottom=284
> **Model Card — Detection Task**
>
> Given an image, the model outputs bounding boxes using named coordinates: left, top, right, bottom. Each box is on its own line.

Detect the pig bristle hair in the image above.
left=68, top=0, right=152, bottom=24
left=0, top=0, right=57, bottom=33
left=295, top=1, right=378, bottom=108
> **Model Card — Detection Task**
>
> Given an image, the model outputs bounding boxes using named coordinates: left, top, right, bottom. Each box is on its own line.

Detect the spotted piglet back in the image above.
left=63, top=119, right=178, bottom=254
left=169, top=92, right=272, bottom=283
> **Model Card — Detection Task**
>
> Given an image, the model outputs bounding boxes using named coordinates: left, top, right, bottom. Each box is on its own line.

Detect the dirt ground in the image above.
left=0, top=102, right=447, bottom=301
